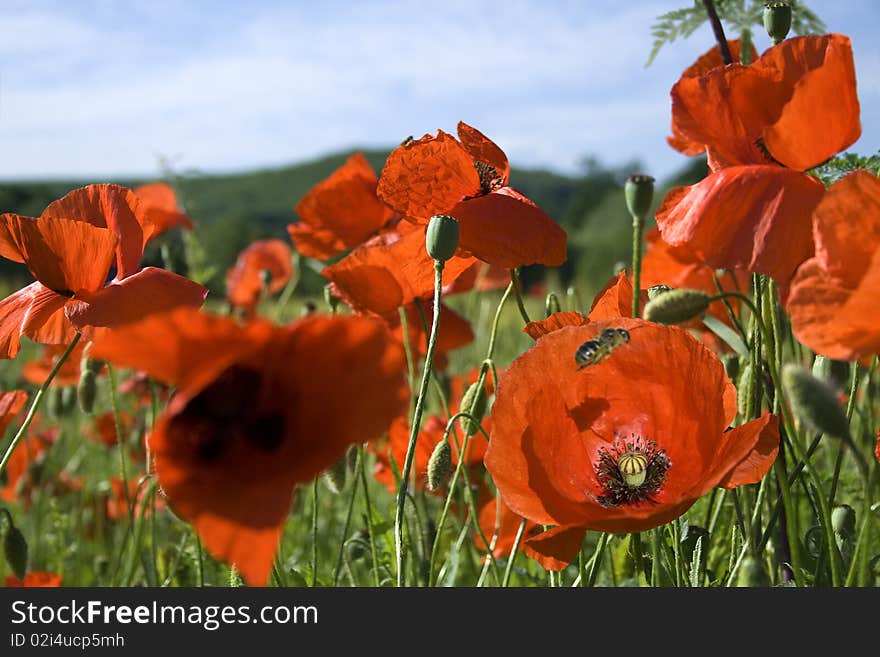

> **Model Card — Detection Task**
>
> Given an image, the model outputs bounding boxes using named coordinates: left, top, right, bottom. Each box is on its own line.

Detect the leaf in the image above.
left=702, top=314, right=749, bottom=356
left=689, top=534, right=704, bottom=587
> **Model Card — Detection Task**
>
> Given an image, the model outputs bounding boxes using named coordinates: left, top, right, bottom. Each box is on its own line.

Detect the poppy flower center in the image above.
left=474, top=161, right=504, bottom=195
left=171, top=365, right=286, bottom=464
left=595, top=435, right=670, bottom=507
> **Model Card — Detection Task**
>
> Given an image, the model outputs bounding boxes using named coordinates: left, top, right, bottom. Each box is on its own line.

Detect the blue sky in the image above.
left=0, top=0, right=877, bottom=182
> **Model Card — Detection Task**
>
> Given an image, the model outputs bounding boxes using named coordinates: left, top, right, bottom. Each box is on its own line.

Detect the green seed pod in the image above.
left=624, top=175, right=655, bottom=221
left=323, top=456, right=349, bottom=494
left=426, top=440, right=452, bottom=492
left=643, top=288, right=711, bottom=325
left=48, top=386, right=65, bottom=419
left=4, top=524, right=28, bottom=580
left=831, top=504, right=856, bottom=539
left=736, top=555, right=770, bottom=587
left=323, top=284, right=339, bottom=313
left=545, top=292, right=561, bottom=317
left=647, top=284, right=672, bottom=301
left=78, top=370, right=98, bottom=414
left=459, top=381, right=487, bottom=437
left=763, top=2, right=792, bottom=44
left=425, top=214, right=460, bottom=262
left=781, top=365, right=850, bottom=439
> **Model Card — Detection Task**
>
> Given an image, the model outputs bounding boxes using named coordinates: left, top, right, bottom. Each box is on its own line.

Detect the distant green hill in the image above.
left=0, top=149, right=707, bottom=299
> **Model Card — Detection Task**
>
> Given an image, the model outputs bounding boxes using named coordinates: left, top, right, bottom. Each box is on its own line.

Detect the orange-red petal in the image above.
left=712, top=414, right=780, bottom=490
left=656, top=165, right=824, bottom=288
left=761, top=34, right=861, bottom=171
left=134, top=182, right=194, bottom=239
left=0, top=214, right=116, bottom=294
left=377, top=130, right=481, bottom=221
left=322, top=228, right=475, bottom=316
left=457, top=121, right=510, bottom=183
left=41, top=184, right=149, bottom=280
left=65, top=267, right=208, bottom=337
left=522, top=525, right=586, bottom=571
left=451, top=187, right=567, bottom=268
left=291, top=152, right=394, bottom=259
left=226, top=239, right=293, bottom=314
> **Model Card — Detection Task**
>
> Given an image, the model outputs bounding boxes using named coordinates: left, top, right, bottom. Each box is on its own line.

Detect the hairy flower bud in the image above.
left=323, top=455, right=349, bottom=494
left=426, top=439, right=452, bottom=492
left=647, top=284, right=672, bottom=301
left=782, top=365, right=850, bottom=439
left=643, top=288, right=711, bottom=325
left=425, top=214, right=460, bottom=263
left=460, top=381, right=487, bottom=437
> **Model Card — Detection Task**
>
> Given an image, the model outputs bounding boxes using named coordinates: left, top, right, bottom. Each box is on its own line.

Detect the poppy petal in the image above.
left=656, top=166, right=824, bottom=288
left=452, top=188, right=567, bottom=268
left=522, top=525, right=586, bottom=571
left=292, top=152, right=394, bottom=258
left=41, top=184, right=148, bottom=279
left=710, top=413, right=779, bottom=490
left=0, top=214, right=117, bottom=293
left=761, top=34, right=861, bottom=171
left=0, top=282, right=72, bottom=358
left=457, top=121, right=510, bottom=183
left=523, top=311, right=586, bottom=340
left=88, top=307, right=276, bottom=393
left=226, top=239, right=293, bottom=314
left=377, top=130, right=481, bottom=220
left=134, top=183, right=194, bottom=238
left=587, top=271, right=647, bottom=321
left=323, top=229, right=475, bottom=316
left=64, top=267, right=208, bottom=336
left=0, top=390, right=28, bottom=435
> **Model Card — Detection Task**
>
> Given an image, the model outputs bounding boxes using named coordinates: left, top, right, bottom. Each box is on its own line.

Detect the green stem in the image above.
left=356, top=446, right=381, bottom=587
left=0, top=333, right=82, bottom=477
left=107, top=365, right=134, bottom=525
left=586, top=533, right=610, bottom=586
left=332, top=452, right=361, bottom=586
left=510, top=269, right=531, bottom=324
left=501, top=519, right=528, bottom=587
left=631, top=215, right=644, bottom=318
left=310, top=478, right=319, bottom=586
left=394, top=263, right=444, bottom=586
left=272, top=253, right=301, bottom=321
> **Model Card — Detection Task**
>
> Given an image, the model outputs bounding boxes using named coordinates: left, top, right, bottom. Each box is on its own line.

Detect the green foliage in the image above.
left=810, top=150, right=880, bottom=187
left=646, top=0, right=827, bottom=66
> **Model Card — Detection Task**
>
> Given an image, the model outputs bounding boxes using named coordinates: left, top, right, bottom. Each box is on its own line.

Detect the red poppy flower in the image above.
left=105, top=477, right=164, bottom=522
left=443, top=261, right=510, bottom=295
left=134, top=182, right=194, bottom=239
left=89, top=307, right=408, bottom=585
left=21, top=343, right=87, bottom=387
left=376, top=121, right=567, bottom=269
left=657, top=35, right=860, bottom=290
left=787, top=171, right=880, bottom=363
left=5, top=572, right=62, bottom=587
left=485, top=318, right=779, bottom=570
left=225, top=239, right=294, bottom=317
left=323, top=223, right=476, bottom=316
left=0, top=184, right=208, bottom=358
left=289, top=152, right=396, bottom=260
left=87, top=411, right=137, bottom=449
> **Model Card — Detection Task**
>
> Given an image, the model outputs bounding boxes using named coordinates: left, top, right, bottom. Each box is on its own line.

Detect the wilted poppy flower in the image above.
left=89, top=307, right=408, bottom=585
left=226, top=239, right=293, bottom=317
left=787, top=171, right=880, bottom=363
left=323, top=222, right=476, bottom=316
left=658, top=34, right=860, bottom=290
left=21, top=343, right=87, bottom=387
left=289, top=152, right=396, bottom=260
left=5, top=572, right=62, bottom=587
left=377, top=121, right=567, bottom=269
left=134, top=182, right=194, bottom=239
left=0, top=184, right=208, bottom=358
left=485, top=318, right=779, bottom=570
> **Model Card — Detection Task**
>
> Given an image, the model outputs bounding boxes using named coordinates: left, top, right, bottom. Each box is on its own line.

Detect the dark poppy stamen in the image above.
left=474, top=161, right=503, bottom=194
left=595, top=434, right=670, bottom=507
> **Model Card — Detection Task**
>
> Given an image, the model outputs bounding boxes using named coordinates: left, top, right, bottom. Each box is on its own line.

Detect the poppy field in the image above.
left=1, top=1, right=879, bottom=589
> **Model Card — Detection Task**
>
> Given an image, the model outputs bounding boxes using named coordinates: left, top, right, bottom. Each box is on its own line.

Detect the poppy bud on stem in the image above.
left=643, top=288, right=711, bottom=324
left=426, top=440, right=452, bottom=492
left=1, top=510, right=28, bottom=580
left=395, top=217, right=457, bottom=585
left=763, top=2, right=792, bottom=45
left=625, top=175, right=654, bottom=319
